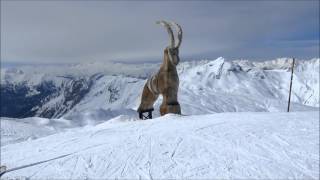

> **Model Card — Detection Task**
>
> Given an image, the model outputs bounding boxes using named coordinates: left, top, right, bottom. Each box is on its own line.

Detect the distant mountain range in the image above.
left=1, top=57, right=319, bottom=119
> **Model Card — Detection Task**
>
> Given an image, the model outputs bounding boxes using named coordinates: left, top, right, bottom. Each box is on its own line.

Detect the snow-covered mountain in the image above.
left=1, top=57, right=319, bottom=120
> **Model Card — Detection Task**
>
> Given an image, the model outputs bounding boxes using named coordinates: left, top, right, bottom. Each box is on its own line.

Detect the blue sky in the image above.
left=1, top=0, right=319, bottom=65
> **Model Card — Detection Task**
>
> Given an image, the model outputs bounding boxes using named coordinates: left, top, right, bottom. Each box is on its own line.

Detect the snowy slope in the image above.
left=66, top=57, right=319, bottom=119
left=1, top=117, right=56, bottom=146
left=177, top=57, right=319, bottom=114
left=1, top=111, right=319, bottom=179
left=0, top=116, right=86, bottom=146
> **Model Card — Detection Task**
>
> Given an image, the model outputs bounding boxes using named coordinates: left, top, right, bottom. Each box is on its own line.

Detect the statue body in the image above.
left=138, top=21, right=183, bottom=117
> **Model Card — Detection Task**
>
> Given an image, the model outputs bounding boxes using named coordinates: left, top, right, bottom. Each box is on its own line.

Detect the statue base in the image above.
left=138, top=108, right=154, bottom=120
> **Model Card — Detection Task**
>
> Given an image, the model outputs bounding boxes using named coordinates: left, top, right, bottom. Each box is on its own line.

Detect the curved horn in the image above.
left=169, top=21, right=183, bottom=48
left=156, top=20, right=175, bottom=48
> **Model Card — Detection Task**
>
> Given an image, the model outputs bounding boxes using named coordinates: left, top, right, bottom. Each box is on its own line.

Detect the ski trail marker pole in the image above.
left=287, top=58, right=295, bottom=112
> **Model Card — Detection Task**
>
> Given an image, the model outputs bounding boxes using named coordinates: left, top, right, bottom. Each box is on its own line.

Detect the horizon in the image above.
left=1, top=56, right=319, bottom=69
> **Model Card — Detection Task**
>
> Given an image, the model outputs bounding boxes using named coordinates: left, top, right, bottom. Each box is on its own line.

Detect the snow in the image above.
left=1, top=111, right=319, bottom=179
left=62, top=58, right=319, bottom=120
left=1, top=57, right=319, bottom=179
left=0, top=117, right=77, bottom=146
left=1, top=58, right=319, bottom=119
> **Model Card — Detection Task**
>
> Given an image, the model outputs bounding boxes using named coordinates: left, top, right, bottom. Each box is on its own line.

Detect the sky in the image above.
left=1, top=0, right=319, bottom=65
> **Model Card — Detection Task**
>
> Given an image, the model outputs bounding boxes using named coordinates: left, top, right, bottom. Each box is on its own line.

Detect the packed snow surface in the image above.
left=1, top=111, right=319, bottom=179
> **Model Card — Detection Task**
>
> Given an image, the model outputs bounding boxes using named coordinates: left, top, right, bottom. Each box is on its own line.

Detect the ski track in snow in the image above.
left=1, top=111, right=319, bottom=179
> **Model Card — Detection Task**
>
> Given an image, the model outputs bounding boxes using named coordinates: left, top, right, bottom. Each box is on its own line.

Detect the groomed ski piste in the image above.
left=1, top=58, right=319, bottom=179
left=1, top=112, right=319, bottom=179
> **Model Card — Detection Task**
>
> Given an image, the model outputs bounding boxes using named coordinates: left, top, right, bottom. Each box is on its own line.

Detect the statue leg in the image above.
left=160, top=87, right=181, bottom=116
left=137, top=83, right=158, bottom=114
left=168, top=102, right=181, bottom=114
left=160, top=102, right=181, bottom=116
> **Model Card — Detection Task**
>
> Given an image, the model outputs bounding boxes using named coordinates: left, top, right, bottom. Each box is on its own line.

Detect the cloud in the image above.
left=1, top=1, right=319, bottom=65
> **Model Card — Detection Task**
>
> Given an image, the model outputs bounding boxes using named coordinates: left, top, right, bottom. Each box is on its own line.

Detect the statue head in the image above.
left=157, top=20, right=183, bottom=66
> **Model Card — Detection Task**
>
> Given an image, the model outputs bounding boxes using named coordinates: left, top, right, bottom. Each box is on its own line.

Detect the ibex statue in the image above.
left=137, top=20, right=182, bottom=119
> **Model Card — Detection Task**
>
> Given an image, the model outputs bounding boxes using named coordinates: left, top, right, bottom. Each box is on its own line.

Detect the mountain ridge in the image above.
left=1, top=57, right=319, bottom=119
